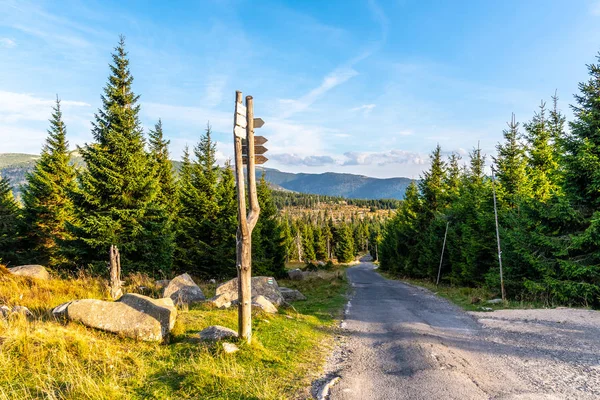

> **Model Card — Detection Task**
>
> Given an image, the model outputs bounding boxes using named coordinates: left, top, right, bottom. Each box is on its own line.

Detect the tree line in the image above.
left=0, top=37, right=285, bottom=279
left=380, top=52, right=600, bottom=307
left=272, top=191, right=402, bottom=210
left=280, top=211, right=384, bottom=264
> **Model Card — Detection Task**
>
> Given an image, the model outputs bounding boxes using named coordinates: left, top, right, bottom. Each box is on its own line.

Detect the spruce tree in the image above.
left=215, top=162, right=238, bottom=278
left=494, top=114, right=529, bottom=205
left=334, top=223, right=355, bottom=263
left=0, top=176, right=19, bottom=265
left=524, top=102, right=560, bottom=201
left=21, top=97, right=77, bottom=268
left=71, top=36, right=171, bottom=275
left=148, top=119, right=178, bottom=210
left=252, top=175, right=286, bottom=277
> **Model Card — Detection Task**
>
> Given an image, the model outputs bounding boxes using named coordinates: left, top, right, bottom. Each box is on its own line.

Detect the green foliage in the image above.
left=20, top=98, right=77, bottom=268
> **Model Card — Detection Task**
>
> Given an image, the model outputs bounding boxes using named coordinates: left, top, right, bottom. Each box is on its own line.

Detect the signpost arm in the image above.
left=246, top=96, right=260, bottom=230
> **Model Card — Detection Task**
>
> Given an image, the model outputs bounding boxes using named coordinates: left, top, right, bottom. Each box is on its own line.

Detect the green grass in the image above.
left=379, top=272, right=546, bottom=312
left=0, top=269, right=348, bottom=399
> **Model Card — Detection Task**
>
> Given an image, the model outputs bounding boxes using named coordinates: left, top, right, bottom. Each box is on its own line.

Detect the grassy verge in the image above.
left=0, top=269, right=348, bottom=399
left=379, top=272, right=545, bottom=312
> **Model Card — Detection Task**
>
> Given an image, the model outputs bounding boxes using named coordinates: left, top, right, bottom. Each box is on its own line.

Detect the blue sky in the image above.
left=2, top=0, right=600, bottom=178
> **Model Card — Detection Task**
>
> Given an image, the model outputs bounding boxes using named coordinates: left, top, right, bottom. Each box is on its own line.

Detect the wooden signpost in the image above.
left=232, top=90, right=267, bottom=343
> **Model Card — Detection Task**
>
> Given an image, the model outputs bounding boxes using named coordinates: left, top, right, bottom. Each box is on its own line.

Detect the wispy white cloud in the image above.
left=367, top=0, right=389, bottom=41
left=0, top=91, right=90, bottom=123
left=270, top=153, right=337, bottom=167
left=278, top=67, right=359, bottom=118
left=591, top=1, right=600, bottom=15
left=0, top=38, right=16, bottom=48
left=350, top=104, right=376, bottom=115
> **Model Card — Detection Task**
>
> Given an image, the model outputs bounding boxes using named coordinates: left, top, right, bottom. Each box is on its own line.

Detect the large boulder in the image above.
left=288, top=269, right=304, bottom=280
left=57, top=294, right=177, bottom=342
left=197, top=325, right=238, bottom=341
left=279, top=287, right=307, bottom=302
left=216, top=276, right=284, bottom=306
left=8, top=265, right=50, bottom=280
left=163, top=273, right=205, bottom=306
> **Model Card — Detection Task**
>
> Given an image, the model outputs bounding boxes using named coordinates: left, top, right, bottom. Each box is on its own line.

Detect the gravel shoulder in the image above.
left=327, top=262, right=600, bottom=400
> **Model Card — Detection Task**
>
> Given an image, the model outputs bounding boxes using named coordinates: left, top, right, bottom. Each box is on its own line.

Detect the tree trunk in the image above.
left=109, top=245, right=122, bottom=300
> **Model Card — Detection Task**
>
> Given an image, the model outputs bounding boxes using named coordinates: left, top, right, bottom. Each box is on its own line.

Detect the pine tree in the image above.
left=313, top=225, right=328, bottom=261
left=71, top=36, right=171, bottom=275
left=334, top=223, right=355, bottom=263
left=494, top=115, right=529, bottom=205
left=524, top=102, right=560, bottom=201
left=21, top=97, right=77, bottom=268
left=253, top=175, right=286, bottom=277
left=175, top=125, right=222, bottom=277
left=302, top=223, right=316, bottom=262
left=0, top=176, right=19, bottom=265
left=214, top=162, right=238, bottom=278
left=148, top=119, right=178, bottom=210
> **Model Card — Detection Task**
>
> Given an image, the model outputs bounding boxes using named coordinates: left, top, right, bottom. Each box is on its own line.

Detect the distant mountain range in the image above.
left=0, top=153, right=413, bottom=200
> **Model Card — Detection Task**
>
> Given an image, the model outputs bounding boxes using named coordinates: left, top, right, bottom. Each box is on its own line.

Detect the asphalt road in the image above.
left=328, top=262, right=600, bottom=400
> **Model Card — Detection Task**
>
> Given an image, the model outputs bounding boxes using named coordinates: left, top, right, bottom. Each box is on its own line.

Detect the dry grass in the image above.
left=0, top=269, right=348, bottom=399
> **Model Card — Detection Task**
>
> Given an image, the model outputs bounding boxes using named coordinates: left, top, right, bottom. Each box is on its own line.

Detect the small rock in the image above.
left=198, top=325, right=238, bottom=341
left=279, top=287, right=307, bottom=302
left=163, top=273, right=205, bottom=306
left=287, top=269, right=304, bottom=281
left=486, top=298, right=503, bottom=304
left=252, top=295, right=277, bottom=313
left=222, top=342, right=239, bottom=354
left=480, top=307, right=493, bottom=311
left=209, top=279, right=216, bottom=284
left=208, top=294, right=232, bottom=309
left=8, top=265, right=50, bottom=280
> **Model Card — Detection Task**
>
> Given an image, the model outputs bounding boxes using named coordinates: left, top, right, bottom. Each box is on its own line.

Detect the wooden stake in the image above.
left=436, top=221, right=450, bottom=286
left=109, top=245, right=122, bottom=300
left=491, top=167, right=506, bottom=302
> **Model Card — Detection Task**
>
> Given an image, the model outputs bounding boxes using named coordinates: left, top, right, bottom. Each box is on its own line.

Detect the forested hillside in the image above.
left=380, top=55, right=600, bottom=307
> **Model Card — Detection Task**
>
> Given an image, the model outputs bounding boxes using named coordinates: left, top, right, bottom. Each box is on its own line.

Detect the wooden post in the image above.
left=436, top=221, right=450, bottom=286
left=109, top=245, right=122, bottom=300
left=233, top=92, right=261, bottom=343
left=491, top=167, right=506, bottom=302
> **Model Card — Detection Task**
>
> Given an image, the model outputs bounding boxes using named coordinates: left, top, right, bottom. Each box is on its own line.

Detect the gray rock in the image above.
left=198, top=325, right=238, bottom=341
left=8, top=265, right=50, bottom=280
left=62, top=294, right=177, bottom=342
left=288, top=269, right=304, bottom=281
left=222, top=342, right=239, bottom=354
left=487, top=298, right=504, bottom=304
left=163, top=273, right=205, bottom=306
left=209, top=279, right=216, bottom=284
left=216, top=276, right=284, bottom=306
left=279, top=287, right=307, bottom=301
left=208, top=294, right=232, bottom=309
left=252, top=295, right=278, bottom=313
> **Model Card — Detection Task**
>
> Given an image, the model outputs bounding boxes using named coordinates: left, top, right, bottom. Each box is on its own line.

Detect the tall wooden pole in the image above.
left=233, top=92, right=261, bottom=343
left=491, top=167, right=506, bottom=301
left=436, top=221, right=449, bottom=286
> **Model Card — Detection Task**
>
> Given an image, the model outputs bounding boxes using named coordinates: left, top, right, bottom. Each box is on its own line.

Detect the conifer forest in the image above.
left=380, top=55, right=600, bottom=307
